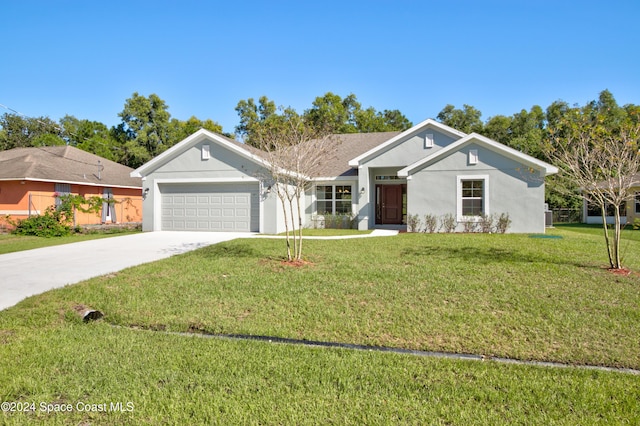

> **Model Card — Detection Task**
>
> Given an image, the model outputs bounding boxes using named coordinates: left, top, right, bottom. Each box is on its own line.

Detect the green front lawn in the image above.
left=0, top=230, right=139, bottom=255
left=1, top=226, right=639, bottom=424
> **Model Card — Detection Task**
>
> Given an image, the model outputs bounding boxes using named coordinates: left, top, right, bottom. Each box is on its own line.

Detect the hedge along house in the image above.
left=132, top=119, right=558, bottom=234
left=0, top=146, right=143, bottom=229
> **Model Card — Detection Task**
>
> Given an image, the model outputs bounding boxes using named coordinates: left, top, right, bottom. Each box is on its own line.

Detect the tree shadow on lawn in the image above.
left=401, top=245, right=593, bottom=269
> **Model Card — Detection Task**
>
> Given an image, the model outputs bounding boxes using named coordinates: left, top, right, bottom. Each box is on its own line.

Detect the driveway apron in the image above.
left=0, top=232, right=252, bottom=311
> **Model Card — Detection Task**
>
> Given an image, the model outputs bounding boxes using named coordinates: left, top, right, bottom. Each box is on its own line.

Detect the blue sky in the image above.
left=2, top=0, right=639, bottom=136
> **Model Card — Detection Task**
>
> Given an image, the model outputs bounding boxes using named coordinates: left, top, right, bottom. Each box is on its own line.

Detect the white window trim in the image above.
left=314, top=184, right=354, bottom=216
left=456, top=175, right=489, bottom=222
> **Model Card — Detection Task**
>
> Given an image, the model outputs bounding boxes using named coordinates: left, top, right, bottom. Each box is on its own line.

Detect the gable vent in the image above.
left=202, top=144, right=211, bottom=160
left=468, top=149, right=478, bottom=165
left=424, top=133, right=434, bottom=148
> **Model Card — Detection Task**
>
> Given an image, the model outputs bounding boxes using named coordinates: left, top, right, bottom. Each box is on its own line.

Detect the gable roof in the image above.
left=0, top=146, right=142, bottom=188
left=348, top=118, right=467, bottom=167
left=131, top=128, right=403, bottom=180
left=397, top=133, right=559, bottom=177
left=311, top=131, right=401, bottom=178
left=131, top=129, right=268, bottom=177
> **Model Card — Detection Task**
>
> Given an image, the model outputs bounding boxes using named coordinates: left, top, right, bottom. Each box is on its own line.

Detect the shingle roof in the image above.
left=211, top=131, right=402, bottom=178
left=307, top=132, right=402, bottom=177
left=0, top=146, right=142, bottom=188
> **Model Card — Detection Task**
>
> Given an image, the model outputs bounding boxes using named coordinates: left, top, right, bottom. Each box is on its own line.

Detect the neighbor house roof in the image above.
left=0, top=146, right=142, bottom=188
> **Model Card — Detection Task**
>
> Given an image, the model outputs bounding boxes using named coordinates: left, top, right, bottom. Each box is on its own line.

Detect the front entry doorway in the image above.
left=375, top=184, right=406, bottom=225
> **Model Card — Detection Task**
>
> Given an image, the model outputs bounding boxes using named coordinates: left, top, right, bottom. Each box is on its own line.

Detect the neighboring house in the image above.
left=582, top=188, right=640, bottom=225
left=131, top=119, right=558, bottom=234
left=0, top=146, right=143, bottom=229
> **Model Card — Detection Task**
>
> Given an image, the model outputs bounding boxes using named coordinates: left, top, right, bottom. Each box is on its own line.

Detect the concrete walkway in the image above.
left=255, top=229, right=399, bottom=239
left=0, top=232, right=254, bottom=311
left=0, top=229, right=399, bottom=311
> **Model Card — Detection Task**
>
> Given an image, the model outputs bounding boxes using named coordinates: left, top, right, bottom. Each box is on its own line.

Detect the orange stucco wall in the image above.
left=0, top=180, right=142, bottom=229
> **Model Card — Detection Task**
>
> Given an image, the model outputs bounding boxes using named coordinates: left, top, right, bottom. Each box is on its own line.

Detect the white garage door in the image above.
left=160, top=183, right=259, bottom=231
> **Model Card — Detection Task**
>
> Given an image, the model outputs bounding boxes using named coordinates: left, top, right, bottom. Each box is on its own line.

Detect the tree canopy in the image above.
left=548, top=98, right=640, bottom=269
left=0, top=93, right=225, bottom=169
left=235, top=92, right=413, bottom=147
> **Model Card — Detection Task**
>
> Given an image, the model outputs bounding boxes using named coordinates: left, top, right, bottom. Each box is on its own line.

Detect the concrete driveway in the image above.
left=0, top=231, right=253, bottom=311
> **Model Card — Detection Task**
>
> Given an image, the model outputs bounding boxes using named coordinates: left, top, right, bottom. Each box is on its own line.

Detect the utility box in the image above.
left=544, top=204, right=553, bottom=228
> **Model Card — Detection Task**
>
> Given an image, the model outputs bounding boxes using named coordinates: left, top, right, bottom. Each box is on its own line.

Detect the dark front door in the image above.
left=376, top=184, right=404, bottom=224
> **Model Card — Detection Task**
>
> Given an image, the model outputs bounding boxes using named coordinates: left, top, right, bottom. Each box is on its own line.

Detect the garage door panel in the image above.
left=161, top=183, right=258, bottom=232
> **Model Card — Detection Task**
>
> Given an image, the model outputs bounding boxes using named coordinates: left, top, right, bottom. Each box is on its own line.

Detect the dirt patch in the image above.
left=608, top=267, right=633, bottom=277
left=280, top=259, right=314, bottom=268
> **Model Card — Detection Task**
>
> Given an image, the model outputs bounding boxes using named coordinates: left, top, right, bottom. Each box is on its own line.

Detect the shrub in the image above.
left=407, top=214, right=422, bottom=232
left=441, top=213, right=457, bottom=233
left=423, top=214, right=438, bottom=233
left=462, top=220, right=478, bottom=233
left=479, top=214, right=495, bottom=233
left=495, top=213, right=511, bottom=234
left=11, top=206, right=72, bottom=237
left=315, top=213, right=356, bottom=229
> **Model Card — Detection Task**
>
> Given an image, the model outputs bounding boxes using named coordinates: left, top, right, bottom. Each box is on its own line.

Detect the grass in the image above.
left=1, top=225, right=639, bottom=424
left=1, top=324, right=638, bottom=425
left=0, top=229, right=140, bottom=255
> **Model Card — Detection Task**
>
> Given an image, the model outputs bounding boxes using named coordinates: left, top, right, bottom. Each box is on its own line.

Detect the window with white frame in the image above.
left=316, top=185, right=352, bottom=215
left=457, top=176, right=489, bottom=220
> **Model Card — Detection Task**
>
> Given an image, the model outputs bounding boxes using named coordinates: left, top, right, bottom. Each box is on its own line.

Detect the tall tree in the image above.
left=483, top=115, right=512, bottom=144
left=509, top=106, right=546, bottom=158
left=548, top=103, right=640, bottom=269
left=436, top=104, right=484, bottom=134
left=304, top=92, right=412, bottom=134
left=118, top=92, right=172, bottom=163
left=60, top=115, right=119, bottom=161
left=234, top=96, right=277, bottom=146
left=168, top=116, right=225, bottom=142
left=304, top=92, right=361, bottom=133
left=0, top=113, right=62, bottom=150
left=252, top=106, right=338, bottom=261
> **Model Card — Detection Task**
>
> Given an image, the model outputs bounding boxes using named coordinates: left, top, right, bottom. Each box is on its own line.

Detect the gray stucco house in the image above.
left=131, top=118, right=558, bottom=234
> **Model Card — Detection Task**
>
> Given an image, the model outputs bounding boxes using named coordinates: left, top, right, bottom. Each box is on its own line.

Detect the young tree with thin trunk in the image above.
left=549, top=109, right=640, bottom=270
left=252, top=107, right=338, bottom=262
